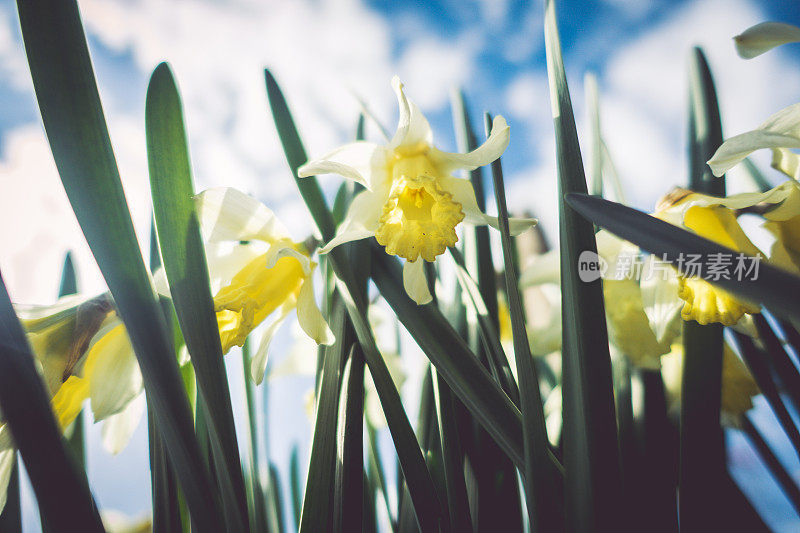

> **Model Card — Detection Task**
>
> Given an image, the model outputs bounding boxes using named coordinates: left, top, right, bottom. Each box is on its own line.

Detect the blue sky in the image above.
left=2, top=0, right=800, bottom=530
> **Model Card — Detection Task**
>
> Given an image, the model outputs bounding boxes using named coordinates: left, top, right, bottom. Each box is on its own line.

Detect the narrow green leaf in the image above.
left=564, top=194, right=800, bottom=322
left=681, top=48, right=726, bottom=528
left=733, top=332, right=800, bottom=460
left=267, top=464, right=286, bottom=533
left=16, top=1, right=224, bottom=528
left=59, top=253, right=84, bottom=471
left=585, top=73, right=603, bottom=197
left=447, top=247, right=519, bottom=405
left=544, top=1, right=622, bottom=528
left=366, top=423, right=394, bottom=530
left=334, top=345, right=365, bottom=533
left=290, top=445, right=302, bottom=530
left=146, top=62, right=248, bottom=531
left=753, top=314, right=800, bottom=413
left=300, top=300, right=348, bottom=532
left=241, top=340, right=267, bottom=532
left=431, top=368, right=472, bottom=532
left=264, top=69, right=336, bottom=242
left=0, top=272, right=103, bottom=530
left=486, top=113, right=563, bottom=531
left=741, top=415, right=800, bottom=516
left=148, top=223, right=184, bottom=533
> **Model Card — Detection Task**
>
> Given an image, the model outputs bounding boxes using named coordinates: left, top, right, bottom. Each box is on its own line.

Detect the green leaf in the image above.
left=290, top=445, right=303, bottom=530
left=15, top=1, right=223, bottom=527
left=334, top=345, right=365, bottom=533
left=266, top=70, right=444, bottom=532
left=431, top=368, right=472, bottom=532
left=544, top=1, right=622, bottom=529
left=60, top=253, right=84, bottom=471
left=241, top=340, right=267, bottom=532
left=740, top=415, right=800, bottom=516
left=299, top=298, right=347, bottom=532
left=146, top=62, right=248, bottom=531
left=264, top=69, right=336, bottom=242
left=486, top=113, right=563, bottom=531
left=0, top=273, right=103, bottom=530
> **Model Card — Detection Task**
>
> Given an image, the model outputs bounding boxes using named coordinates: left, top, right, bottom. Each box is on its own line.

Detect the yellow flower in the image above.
left=191, top=187, right=334, bottom=383
left=656, top=181, right=800, bottom=325
left=298, top=77, right=536, bottom=304
left=0, top=295, right=145, bottom=513
left=520, top=230, right=681, bottom=367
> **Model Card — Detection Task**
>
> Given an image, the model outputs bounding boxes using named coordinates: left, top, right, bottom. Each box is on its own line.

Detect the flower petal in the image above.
left=430, top=115, right=511, bottom=172
left=319, top=188, right=386, bottom=254
left=264, top=239, right=313, bottom=276
left=389, top=76, right=433, bottom=149
left=83, top=324, right=143, bottom=421
left=298, top=141, right=386, bottom=191
left=441, top=176, right=537, bottom=235
left=296, top=277, right=335, bottom=347
left=734, top=22, right=800, bottom=59
left=402, top=259, right=433, bottom=305
left=205, top=241, right=266, bottom=293
left=101, top=394, right=145, bottom=455
left=708, top=103, right=800, bottom=176
left=639, top=259, right=683, bottom=344
left=250, top=306, right=293, bottom=385
left=195, top=187, right=291, bottom=243
left=519, top=248, right=560, bottom=287
left=771, top=147, right=800, bottom=180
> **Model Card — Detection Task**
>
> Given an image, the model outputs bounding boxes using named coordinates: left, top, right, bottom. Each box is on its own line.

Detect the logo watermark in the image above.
left=577, top=251, right=761, bottom=282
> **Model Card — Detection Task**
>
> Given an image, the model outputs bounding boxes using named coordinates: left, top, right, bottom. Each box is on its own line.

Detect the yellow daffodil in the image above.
left=0, top=294, right=144, bottom=513
left=655, top=181, right=800, bottom=325
left=182, top=187, right=334, bottom=383
left=733, top=22, right=800, bottom=59
left=661, top=342, right=760, bottom=422
left=298, top=77, right=536, bottom=305
left=520, top=230, right=681, bottom=367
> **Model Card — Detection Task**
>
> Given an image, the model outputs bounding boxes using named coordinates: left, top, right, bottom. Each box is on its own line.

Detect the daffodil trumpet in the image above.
left=298, top=77, right=536, bottom=305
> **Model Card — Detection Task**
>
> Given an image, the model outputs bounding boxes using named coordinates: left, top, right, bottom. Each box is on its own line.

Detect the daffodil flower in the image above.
left=298, top=77, right=536, bottom=305
left=707, top=102, right=800, bottom=180
left=656, top=182, right=800, bottom=325
left=0, top=294, right=144, bottom=513
left=733, top=21, right=800, bottom=59
left=520, top=230, right=681, bottom=367
left=191, top=187, right=334, bottom=383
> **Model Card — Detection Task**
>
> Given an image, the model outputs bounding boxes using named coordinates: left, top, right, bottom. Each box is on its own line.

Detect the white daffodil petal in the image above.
left=0, top=425, right=12, bottom=452
left=264, top=240, right=313, bottom=276
left=195, top=187, right=291, bottom=243
left=250, top=306, right=293, bottom=385
left=101, top=394, right=145, bottom=455
left=441, top=176, right=537, bottom=235
left=0, top=448, right=15, bottom=514
left=402, top=260, right=432, bottom=305
left=205, top=241, right=266, bottom=293
left=389, top=76, right=433, bottom=149
left=640, top=259, right=683, bottom=344
left=708, top=103, right=800, bottom=176
left=431, top=115, right=511, bottom=172
left=771, top=147, right=800, bottom=180
left=734, top=22, right=800, bottom=59
left=298, top=141, right=384, bottom=190
left=14, top=294, right=94, bottom=321
left=84, top=324, right=143, bottom=422
left=296, top=278, right=335, bottom=347
left=319, top=189, right=386, bottom=254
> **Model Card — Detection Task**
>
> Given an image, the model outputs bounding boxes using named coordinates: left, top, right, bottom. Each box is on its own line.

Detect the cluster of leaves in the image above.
left=1, top=0, right=800, bottom=532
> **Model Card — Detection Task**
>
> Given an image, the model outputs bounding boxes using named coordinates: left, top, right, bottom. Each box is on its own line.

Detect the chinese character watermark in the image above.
left=577, top=251, right=762, bottom=282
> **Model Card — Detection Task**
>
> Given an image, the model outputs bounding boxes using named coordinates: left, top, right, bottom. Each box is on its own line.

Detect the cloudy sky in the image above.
left=1, top=0, right=800, bottom=529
